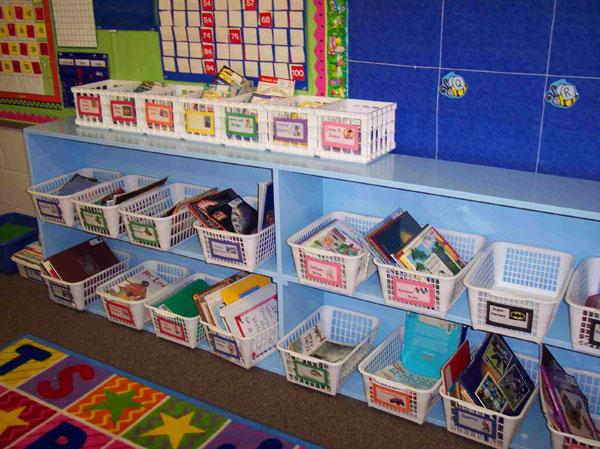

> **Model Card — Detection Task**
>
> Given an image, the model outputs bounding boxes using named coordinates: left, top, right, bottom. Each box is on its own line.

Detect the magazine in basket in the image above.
left=288, top=324, right=357, bottom=364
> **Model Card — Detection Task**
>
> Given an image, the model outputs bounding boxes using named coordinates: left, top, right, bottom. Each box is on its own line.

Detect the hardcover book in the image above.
left=193, top=271, right=250, bottom=324
left=219, top=283, right=277, bottom=337
left=158, top=279, right=211, bottom=318
left=106, top=269, right=169, bottom=301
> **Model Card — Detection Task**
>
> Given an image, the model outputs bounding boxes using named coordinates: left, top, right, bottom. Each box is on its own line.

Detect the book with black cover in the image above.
left=57, top=174, right=99, bottom=196
left=257, top=181, right=274, bottom=232
left=189, top=189, right=258, bottom=235
left=112, top=177, right=168, bottom=205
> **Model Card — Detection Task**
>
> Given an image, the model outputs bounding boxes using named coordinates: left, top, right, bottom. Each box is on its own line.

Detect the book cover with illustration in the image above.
left=375, top=360, right=438, bottom=390
left=57, top=174, right=99, bottom=196
left=395, top=226, right=466, bottom=276
left=364, top=210, right=424, bottom=265
left=219, top=283, right=277, bottom=337
left=257, top=181, right=275, bottom=232
left=307, top=220, right=363, bottom=256
left=188, top=189, right=258, bottom=235
left=308, top=340, right=356, bottom=364
left=107, top=269, right=169, bottom=301
left=193, top=271, right=249, bottom=324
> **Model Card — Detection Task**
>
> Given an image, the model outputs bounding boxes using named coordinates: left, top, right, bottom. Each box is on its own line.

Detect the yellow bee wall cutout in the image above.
left=546, top=79, right=578, bottom=108
left=440, top=72, right=467, bottom=98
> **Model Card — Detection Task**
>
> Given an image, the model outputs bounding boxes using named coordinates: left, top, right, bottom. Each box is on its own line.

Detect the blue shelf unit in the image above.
left=24, top=118, right=600, bottom=449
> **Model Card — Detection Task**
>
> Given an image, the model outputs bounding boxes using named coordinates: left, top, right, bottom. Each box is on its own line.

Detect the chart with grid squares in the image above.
left=52, top=0, right=97, bottom=47
left=0, top=0, right=60, bottom=107
left=158, top=0, right=307, bottom=90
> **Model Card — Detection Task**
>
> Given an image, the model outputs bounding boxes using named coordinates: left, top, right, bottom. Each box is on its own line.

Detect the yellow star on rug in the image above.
left=0, top=406, right=29, bottom=434
left=141, top=412, right=204, bottom=448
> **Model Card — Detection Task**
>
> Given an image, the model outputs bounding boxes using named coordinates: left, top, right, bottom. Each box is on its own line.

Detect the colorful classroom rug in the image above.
left=0, top=335, right=321, bottom=449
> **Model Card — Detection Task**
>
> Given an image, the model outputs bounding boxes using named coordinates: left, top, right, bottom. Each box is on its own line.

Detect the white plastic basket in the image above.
left=71, top=175, right=161, bottom=239
left=464, top=242, right=575, bottom=343
left=179, top=88, right=224, bottom=143
left=358, top=326, right=442, bottom=424
left=287, top=211, right=382, bottom=295
left=72, top=80, right=139, bottom=129
left=439, top=348, right=539, bottom=449
left=105, top=82, right=147, bottom=133
left=96, top=260, right=190, bottom=330
left=375, top=229, right=488, bottom=317
left=145, top=273, right=221, bottom=349
left=540, top=364, right=600, bottom=449
left=565, top=257, right=600, bottom=357
left=118, top=182, right=214, bottom=251
left=220, top=92, right=271, bottom=150
left=202, top=320, right=279, bottom=370
left=276, top=305, right=381, bottom=396
left=27, top=168, right=122, bottom=227
left=315, top=99, right=397, bottom=163
left=193, top=196, right=275, bottom=272
left=264, top=95, right=341, bottom=155
left=10, top=254, right=44, bottom=284
left=142, top=84, right=205, bottom=138
left=41, top=250, right=132, bottom=311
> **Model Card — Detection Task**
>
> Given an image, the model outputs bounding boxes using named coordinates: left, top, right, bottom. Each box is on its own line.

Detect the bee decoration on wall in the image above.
left=546, top=79, right=578, bottom=108
left=440, top=72, right=468, bottom=98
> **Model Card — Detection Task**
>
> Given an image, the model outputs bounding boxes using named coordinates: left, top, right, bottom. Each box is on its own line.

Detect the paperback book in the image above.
left=106, top=269, right=169, bottom=301
left=158, top=279, right=211, bottom=318
left=305, top=220, right=364, bottom=256
left=375, top=361, right=438, bottom=390
left=257, top=180, right=274, bottom=232
left=187, top=189, right=258, bottom=235
left=219, top=283, right=277, bottom=337
left=193, top=271, right=250, bottom=324
left=308, top=340, right=356, bottom=363
left=56, top=174, right=99, bottom=196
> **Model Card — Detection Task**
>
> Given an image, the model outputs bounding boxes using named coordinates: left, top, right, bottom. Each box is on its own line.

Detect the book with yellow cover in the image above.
left=220, top=274, right=271, bottom=305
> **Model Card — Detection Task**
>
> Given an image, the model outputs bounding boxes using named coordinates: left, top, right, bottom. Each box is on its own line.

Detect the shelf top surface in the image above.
left=26, top=118, right=600, bottom=220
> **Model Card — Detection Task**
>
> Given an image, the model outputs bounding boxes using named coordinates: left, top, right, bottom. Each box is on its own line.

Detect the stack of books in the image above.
left=540, top=345, right=599, bottom=440
left=95, top=177, right=168, bottom=207
left=365, top=209, right=466, bottom=276
left=201, top=66, right=254, bottom=100
left=103, top=268, right=170, bottom=302
left=442, top=333, right=535, bottom=416
left=301, top=219, right=365, bottom=257
left=12, top=241, right=44, bottom=269
left=41, top=237, right=119, bottom=283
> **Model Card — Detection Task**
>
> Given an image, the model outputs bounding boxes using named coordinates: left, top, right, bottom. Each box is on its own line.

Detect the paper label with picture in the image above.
left=129, top=221, right=159, bottom=245
left=208, top=238, right=243, bottom=263
left=81, top=208, right=108, bottom=232
left=146, top=103, right=173, bottom=126
left=77, top=96, right=101, bottom=116
left=392, top=278, right=435, bottom=308
left=226, top=112, right=257, bottom=138
left=293, top=360, right=329, bottom=388
left=211, top=334, right=241, bottom=359
left=186, top=110, right=214, bottom=135
left=157, top=316, right=186, bottom=341
left=454, top=408, right=496, bottom=438
left=37, top=199, right=62, bottom=220
left=372, top=384, right=411, bottom=412
left=111, top=100, right=136, bottom=122
left=485, top=302, right=533, bottom=333
left=273, top=118, right=307, bottom=143
left=322, top=122, right=360, bottom=151
left=304, top=256, right=342, bottom=287
left=106, top=300, right=134, bottom=325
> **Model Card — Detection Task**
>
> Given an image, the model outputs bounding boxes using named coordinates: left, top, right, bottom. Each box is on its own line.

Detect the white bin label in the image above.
left=485, top=301, right=533, bottom=334
left=208, top=238, right=243, bottom=263
left=157, top=316, right=186, bottom=341
left=454, top=407, right=496, bottom=439
left=304, top=256, right=342, bottom=287
left=293, top=360, right=329, bottom=388
left=106, top=300, right=134, bottom=325
left=129, top=221, right=159, bottom=245
left=210, top=334, right=241, bottom=360
left=322, top=121, right=360, bottom=151
left=392, top=278, right=435, bottom=308
left=51, top=284, right=72, bottom=301
left=226, top=112, right=257, bottom=138
left=372, top=384, right=411, bottom=413
left=36, top=199, right=62, bottom=220
left=589, top=319, right=600, bottom=346
left=77, top=96, right=101, bottom=117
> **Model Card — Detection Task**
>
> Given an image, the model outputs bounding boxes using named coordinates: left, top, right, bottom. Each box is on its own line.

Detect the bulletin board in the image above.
left=157, top=0, right=308, bottom=90
left=0, top=0, right=61, bottom=109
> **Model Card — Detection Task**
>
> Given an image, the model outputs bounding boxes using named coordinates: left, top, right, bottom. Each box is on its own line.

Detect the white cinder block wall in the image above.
left=0, top=124, right=34, bottom=216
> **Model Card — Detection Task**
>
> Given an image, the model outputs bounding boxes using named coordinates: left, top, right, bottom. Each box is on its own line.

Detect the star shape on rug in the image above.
left=0, top=406, right=29, bottom=434
left=141, top=411, right=204, bottom=449
left=85, top=389, right=143, bottom=423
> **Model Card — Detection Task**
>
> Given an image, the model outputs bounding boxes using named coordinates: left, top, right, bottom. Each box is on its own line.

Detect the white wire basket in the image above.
left=565, top=257, right=600, bottom=357
left=358, top=326, right=442, bottom=424
left=72, top=80, right=138, bottom=129
left=287, top=211, right=382, bottom=295
left=118, top=182, right=214, bottom=251
left=540, top=363, right=600, bottom=449
left=179, top=88, right=225, bottom=143
left=142, top=84, right=205, bottom=138
left=27, top=168, right=122, bottom=227
left=439, top=347, right=539, bottom=449
left=315, top=99, right=397, bottom=163
left=276, top=305, right=381, bottom=396
left=145, top=273, right=221, bottom=349
left=71, top=175, right=162, bottom=239
left=10, top=254, right=44, bottom=284
left=264, top=95, right=341, bottom=155
left=202, top=320, right=279, bottom=370
left=464, top=242, right=575, bottom=343
left=220, top=92, right=271, bottom=150
left=96, top=260, right=190, bottom=330
left=41, top=250, right=132, bottom=311
left=193, top=196, right=275, bottom=272
left=375, top=229, right=488, bottom=317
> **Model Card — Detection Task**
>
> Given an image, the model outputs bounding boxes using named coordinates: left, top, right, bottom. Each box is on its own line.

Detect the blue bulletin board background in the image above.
left=93, top=0, right=156, bottom=31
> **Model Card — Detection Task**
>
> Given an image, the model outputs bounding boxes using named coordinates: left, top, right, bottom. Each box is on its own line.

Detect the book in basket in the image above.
left=105, top=269, right=169, bottom=301
left=187, top=188, right=258, bottom=234
left=304, top=219, right=365, bottom=256
left=287, top=324, right=357, bottom=364
left=219, top=283, right=278, bottom=337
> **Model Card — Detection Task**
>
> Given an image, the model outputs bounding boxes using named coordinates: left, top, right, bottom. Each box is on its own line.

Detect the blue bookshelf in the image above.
left=24, top=118, right=600, bottom=449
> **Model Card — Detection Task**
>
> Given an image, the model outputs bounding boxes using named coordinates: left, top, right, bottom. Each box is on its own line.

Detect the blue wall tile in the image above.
left=549, top=0, right=600, bottom=77
left=538, top=78, right=600, bottom=181
left=442, top=0, right=553, bottom=73
left=349, top=63, right=437, bottom=158
left=438, top=72, right=544, bottom=171
left=348, top=0, right=442, bottom=67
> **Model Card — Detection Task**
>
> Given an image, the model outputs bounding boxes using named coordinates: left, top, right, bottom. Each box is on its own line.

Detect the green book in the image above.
left=158, top=279, right=210, bottom=318
left=0, top=223, right=35, bottom=242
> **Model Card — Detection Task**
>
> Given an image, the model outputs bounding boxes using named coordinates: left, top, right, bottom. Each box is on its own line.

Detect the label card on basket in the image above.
left=304, top=256, right=342, bottom=287
left=146, top=103, right=173, bottom=127
left=106, top=300, right=134, bottom=325
left=111, top=100, right=136, bottom=122
left=372, top=384, right=411, bottom=413
left=226, top=112, right=257, bottom=139
left=392, top=278, right=435, bottom=308
left=210, top=334, right=241, bottom=359
left=185, top=110, right=215, bottom=135
left=77, top=95, right=101, bottom=117
left=273, top=118, right=307, bottom=144
left=51, top=283, right=72, bottom=301
left=157, top=316, right=186, bottom=341
left=485, top=301, right=533, bottom=333
left=293, top=360, right=329, bottom=388
left=321, top=122, right=360, bottom=151
left=80, top=208, right=108, bottom=232
left=129, top=221, right=159, bottom=245
left=208, top=238, right=243, bottom=263
left=589, top=318, right=600, bottom=346
left=24, top=267, right=43, bottom=283
left=454, top=407, right=496, bottom=439
left=36, top=199, right=62, bottom=220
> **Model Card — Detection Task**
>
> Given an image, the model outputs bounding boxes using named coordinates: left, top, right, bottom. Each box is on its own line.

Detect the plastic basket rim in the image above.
left=564, top=257, right=600, bottom=312
left=26, top=168, right=123, bottom=200
left=275, top=305, right=382, bottom=368
left=463, top=241, right=576, bottom=305
left=95, top=260, right=191, bottom=306
left=143, top=272, right=222, bottom=321
left=373, top=229, right=488, bottom=281
left=10, top=255, right=42, bottom=270
left=70, top=175, right=163, bottom=210
left=544, top=419, right=600, bottom=447
left=357, top=325, right=442, bottom=395
left=265, top=95, right=342, bottom=110
left=72, top=79, right=138, bottom=91
left=40, top=250, right=132, bottom=287
left=117, top=182, right=214, bottom=222
left=201, top=319, right=278, bottom=342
